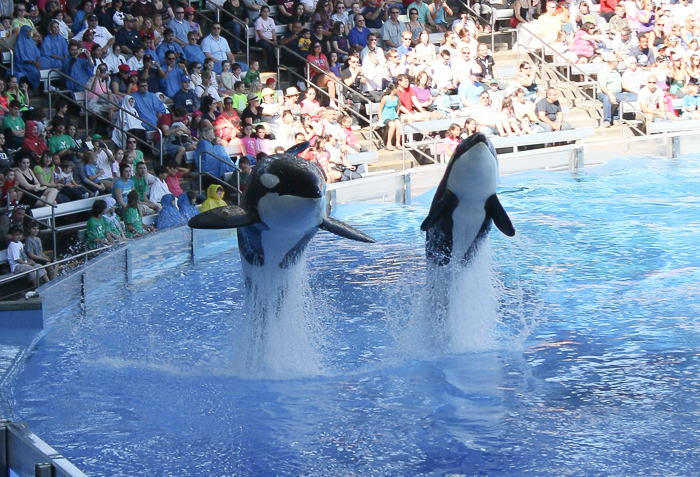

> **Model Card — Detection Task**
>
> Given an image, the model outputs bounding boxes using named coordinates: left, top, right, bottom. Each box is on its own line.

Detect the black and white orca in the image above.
left=188, top=143, right=375, bottom=268
left=421, top=133, right=515, bottom=266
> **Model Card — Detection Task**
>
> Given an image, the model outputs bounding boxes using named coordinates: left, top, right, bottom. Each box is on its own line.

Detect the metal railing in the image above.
left=0, top=242, right=112, bottom=300
left=197, top=149, right=242, bottom=201
left=618, top=100, right=646, bottom=137
left=274, top=44, right=378, bottom=149
left=454, top=0, right=496, bottom=49
left=401, top=122, right=441, bottom=169
left=46, top=68, right=165, bottom=164
left=515, top=23, right=601, bottom=125
left=6, top=186, right=58, bottom=255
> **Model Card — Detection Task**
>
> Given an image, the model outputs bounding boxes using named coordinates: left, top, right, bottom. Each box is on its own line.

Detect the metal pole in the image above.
left=51, top=207, right=56, bottom=262
left=84, top=92, right=89, bottom=135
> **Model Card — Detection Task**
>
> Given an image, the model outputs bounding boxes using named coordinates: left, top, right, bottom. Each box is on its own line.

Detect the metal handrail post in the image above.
left=197, top=150, right=242, bottom=202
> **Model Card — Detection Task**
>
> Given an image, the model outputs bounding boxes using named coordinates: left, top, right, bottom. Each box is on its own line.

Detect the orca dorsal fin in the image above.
left=188, top=205, right=261, bottom=230
left=321, top=217, right=376, bottom=243
left=421, top=189, right=459, bottom=232
left=285, top=141, right=311, bottom=156
left=484, top=194, right=515, bottom=237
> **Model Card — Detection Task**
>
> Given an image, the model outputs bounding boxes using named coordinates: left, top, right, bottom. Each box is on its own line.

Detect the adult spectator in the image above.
left=629, top=33, right=656, bottom=70
left=168, top=6, right=189, bottom=46
left=340, top=53, right=366, bottom=104
left=349, top=14, right=371, bottom=50
left=407, top=0, right=435, bottom=29
left=0, top=206, right=27, bottom=248
left=112, top=95, right=146, bottom=148
left=516, top=61, right=539, bottom=101
left=575, top=2, right=606, bottom=33
left=363, top=0, right=389, bottom=32
left=277, top=0, right=296, bottom=25
left=255, top=6, right=277, bottom=63
left=71, top=1, right=93, bottom=36
left=598, top=57, right=637, bottom=127
left=15, top=26, right=42, bottom=90
left=361, top=33, right=385, bottom=64
left=74, top=14, right=115, bottom=50
left=611, top=27, right=639, bottom=61
left=536, top=88, right=572, bottom=132
left=156, top=28, right=184, bottom=65
left=141, top=35, right=159, bottom=63
left=195, top=73, right=222, bottom=108
left=41, top=20, right=70, bottom=70
left=397, top=73, right=428, bottom=121
left=65, top=41, right=95, bottom=93
left=457, top=71, right=484, bottom=112
left=158, top=106, right=195, bottom=165
left=173, top=75, right=196, bottom=113
left=681, top=78, right=700, bottom=119
left=536, top=1, right=563, bottom=46
left=453, top=44, right=477, bottom=83
left=280, top=20, right=304, bottom=59
left=110, top=64, right=131, bottom=102
left=431, top=50, right=457, bottom=91
left=359, top=50, right=386, bottom=99
left=283, top=86, right=302, bottom=119
left=139, top=54, right=165, bottom=93
left=38, top=1, right=61, bottom=36
left=382, top=6, right=406, bottom=48
left=475, top=43, right=498, bottom=80
left=201, top=23, right=234, bottom=75
left=194, top=127, right=237, bottom=179
left=184, top=31, right=206, bottom=65
left=405, top=8, right=426, bottom=45
left=115, top=15, right=141, bottom=55
left=638, top=75, right=674, bottom=123
left=621, top=56, right=649, bottom=95
left=132, top=79, right=168, bottom=131
left=307, top=41, right=339, bottom=104
left=112, top=162, right=134, bottom=210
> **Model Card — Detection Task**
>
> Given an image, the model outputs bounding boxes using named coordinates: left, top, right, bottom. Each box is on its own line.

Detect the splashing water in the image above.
left=231, top=258, right=326, bottom=379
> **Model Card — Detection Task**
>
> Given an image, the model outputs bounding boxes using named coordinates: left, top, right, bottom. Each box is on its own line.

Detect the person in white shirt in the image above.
left=149, top=166, right=171, bottom=205
left=361, top=50, right=387, bottom=93
left=7, top=226, right=48, bottom=287
left=127, top=46, right=145, bottom=71
left=431, top=49, right=458, bottom=90
left=73, top=15, right=115, bottom=49
left=360, top=33, right=386, bottom=64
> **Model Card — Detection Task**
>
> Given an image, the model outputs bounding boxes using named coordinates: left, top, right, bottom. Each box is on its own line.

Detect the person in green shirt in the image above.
left=86, top=199, right=117, bottom=249
left=2, top=100, right=25, bottom=149
left=231, top=81, right=248, bottom=113
left=132, top=161, right=160, bottom=215
left=243, top=59, right=260, bottom=86
left=47, top=119, right=79, bottom=161
left=124, top=190, right=153, bottom=238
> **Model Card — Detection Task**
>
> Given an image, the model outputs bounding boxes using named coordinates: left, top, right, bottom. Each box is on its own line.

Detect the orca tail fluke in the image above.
left=485, top=194, right=515, bottom=237
left=188, top=205, right=261, bottom=230
left=321, top=217, right=376, bottom=243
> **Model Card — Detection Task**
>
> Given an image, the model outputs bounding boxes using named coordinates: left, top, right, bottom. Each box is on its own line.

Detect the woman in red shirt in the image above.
left=306, top=41, right=339, bottom=103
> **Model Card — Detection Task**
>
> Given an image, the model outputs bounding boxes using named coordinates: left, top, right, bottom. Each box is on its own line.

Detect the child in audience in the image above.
left=238, top=156, right=251, bottom=188
left=200, top=184, right=227, bottom=212
left=165, top=160, right=189, bottom=198
left=461, top=118, right=478, bottom=138
left=231, top=81, right=248, bottom=113
left=443, top=123, right=462, bottom=160
left=329, top=52, right=342, bottom=77
left=111, top=149, right=123, bottom=178
left=255, top=125, right=270, bottom=156
left=149, top=165, right=171, bottom=205
left=82, top=152, right=108, bottom=196
left=24, top=222, right=56, bottom=280
left=124, top=190, right=151, bottom=238
left=177, top=191, right=199, bottom=221
left=241, top=124, right=257, bottom=159
left=274, top=146, right=285, bottom=154
left=57, top=161, right=90, bottom=200
left=298, top=28, right=312, bottom=54
left=231, top=63, right=244, bottom=83
left=314, top=137, right=331, bottom=182
left=339, top=114, right=367, bottom=152
left=244, top=59, right=260, bottom=86
left=436, top=87, right=456, bottom=118
left=301, top=88, right=322, bottom=121
left=7, top=225, right=49, bottom=288
left=102, top=197, right=126, bottom=240
left=2, top=168, right=20, bottom=207
left=156, top=194, right=185, bottom=230
left=86, top=200, right=116, bottom=249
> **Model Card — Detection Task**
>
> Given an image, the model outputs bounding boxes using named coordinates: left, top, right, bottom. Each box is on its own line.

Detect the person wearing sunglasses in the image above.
left=381, top=7, right=407, bottom=48
left=168, top=7, right=190, bottom=45
left=201, top=22, right=235, bottom=74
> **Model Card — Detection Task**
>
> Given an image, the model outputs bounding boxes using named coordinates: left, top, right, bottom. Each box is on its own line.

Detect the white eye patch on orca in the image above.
left=260, top=173, right=280, bottom=189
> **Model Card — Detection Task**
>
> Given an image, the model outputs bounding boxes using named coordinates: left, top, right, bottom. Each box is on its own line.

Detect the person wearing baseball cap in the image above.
left=114, top=14, right=141, bottom=55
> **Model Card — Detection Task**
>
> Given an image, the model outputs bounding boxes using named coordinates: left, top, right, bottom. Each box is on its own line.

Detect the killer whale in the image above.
left=421, top=133, right=515, bottom=266
left=188, top=143, right=375, bottom=268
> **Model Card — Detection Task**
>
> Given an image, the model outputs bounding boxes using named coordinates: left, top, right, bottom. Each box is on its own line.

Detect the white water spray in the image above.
left=231, top=258, right=325, bottom=379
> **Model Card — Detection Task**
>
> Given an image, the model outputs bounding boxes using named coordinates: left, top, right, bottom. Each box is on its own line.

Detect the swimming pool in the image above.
left=4, top=155, right=700, bottom=475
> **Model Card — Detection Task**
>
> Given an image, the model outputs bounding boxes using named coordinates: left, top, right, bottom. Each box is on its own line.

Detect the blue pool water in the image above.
left=4, top=155, right=700, bottom=475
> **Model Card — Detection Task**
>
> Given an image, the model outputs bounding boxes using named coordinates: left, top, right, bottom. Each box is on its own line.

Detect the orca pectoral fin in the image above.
left=485, top=194, right=515, bottom=237
left=321, top=217, right=376, bottom=243
left=188, top=205, right=261, bottom=230
left=421, top=189, right=459, bottom=232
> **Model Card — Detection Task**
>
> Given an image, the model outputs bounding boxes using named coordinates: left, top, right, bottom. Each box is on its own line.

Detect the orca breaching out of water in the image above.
left=188, top=143, right=375, bottom=268
left=421, top=133, right=515, bottom=266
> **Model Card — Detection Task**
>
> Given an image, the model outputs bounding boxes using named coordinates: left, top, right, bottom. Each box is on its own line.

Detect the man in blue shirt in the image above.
left=156, top=28, right=184, bottom=65
left=201, top=22, right=234, bottom=74
left=132, top=79, right=168, bottom=131
left=362, top=0, right=388, bottom=31
left=348, top=14, right=370, bottom=50
left=173, top=76, right=196, bottom=113
left=167, top=5, right=189, bottom=46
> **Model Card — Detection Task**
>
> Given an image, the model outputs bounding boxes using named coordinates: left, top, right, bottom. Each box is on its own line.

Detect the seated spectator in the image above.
left=112, top=162, right=134, bottom=212
left=168, top=6, right=190, bottom=46
left=41, top=21, right=70, bottom=70
left=178, top=191, right=199, bottom=221
left=361, top=33, right=385, bottom=64
left=621, top=56, right=649, bottom=95
left=173, top=75, right=196, bottom=113
left=378, top=83, right=402, bottom=150
left=231, top=81, right=249, bottom=114
left=536, top=1, right=563, bottom=46
left=47, top=119, right=78, bottom=161
left=156, top=193, right=185, bottom=229
left=74, top=14, right=115, bottom=50
left=33, top=151, right=64, bottom=201
left=243, top=59, right=260, bottom=86
left=111, top=64, right=132, bottom=102
left=21, top=121, right=48, bottom=164
left=241, top=93, right=263, bottom=127
left=104, top=44, right=128, bottom=75
left=361, top=50, right=388, bottom=99
left=473, top=91, right=510, bottom=136
left=127, top=46, right=145, bottom=72
left=158, top=106, right=197, bottom=164
left=86, top=199, right=117, bottom=249
left=81, top=150, right=109, bottom=195
left=149, top=165, right=170, bottom=205
left=131, top=162, right=159, bottom=216
left=629, top=33, right=656, bottom=70
left=608, top=3, right=629, bottom=36
left=65, top=40, right=95, bottom=93
left=611, top=27, right=639, bottom=61
left=88, top=64, right=116, bottom=118
left=195, top=127, right=237, bottom=180
left=667, top=55, right=687, bottom=96
left=132, top=79, right=168, bottom=131
left=200, top=184, right=227, bottom=212
left=405, top=9, right=425, bottom=45
left=516, top=61, right=540, bottom=102
left=457, top=71, right=485, bottom=113
left=6, top=225, right=49, bottom=287
left=338, top=114, right=367, bottom=152
left=536, top=87, right=573, bottom=132
left=201, top=22, right=233, bottom=74
left=277, top=110, right=302, bottom=148
left=123, top=189, right=152, bottom=237
left=349, top=14, right=371, bottom=49
left=183, top=31, right=206, bottom=65
left=164, top=59, right=189, bottom=99
left=112, top=95, right=146, bottom=149
left=431, top=50, right=458, bottom=91
left=598, top=57, right=638, bottom=128
left=2, top=101, right=24, bottom=149
left=15, top=26, right=41, bottom=90
left=681, top=78, right=700, bottom=118
left=115, top=15, right=141, bottom=55
left=638, top=75, right=675, bottom=123
left=156, top=28, right=184, bottom=65
left=255, top=6, right=277, bottom=63
left=195, top=75, right=222, bottom=110
left=139, top=54, right=165, bottom=93
left=56, top=160, right=90, bottom=200
left=217, top=98, right=242, bottom=144
left=101, top=197, right=126, bottom=240
left=307, top=41, right=339, bottom=104
left=24, top=222, right=56, bottom=280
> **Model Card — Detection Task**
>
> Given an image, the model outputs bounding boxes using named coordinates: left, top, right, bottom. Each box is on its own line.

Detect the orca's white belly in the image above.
left=257, top=194, right=324, bottom=266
